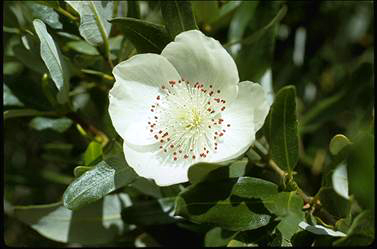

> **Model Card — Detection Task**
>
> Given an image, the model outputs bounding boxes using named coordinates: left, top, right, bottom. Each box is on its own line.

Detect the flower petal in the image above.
left=109, top=54, right=181, bottom=145
left=161, top=30, right=239, bottom=102
left=123, top=141, right=190, bottom=186
left=208, top=81, right=270, bottom=163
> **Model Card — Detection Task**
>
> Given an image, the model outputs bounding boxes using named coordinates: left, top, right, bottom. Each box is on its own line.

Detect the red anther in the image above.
left=214, top=143, right=218, bottom=146
left=174, top=157, right=177, bottom=161
left=206, top=150, right=209, bottom=154
left=163, top=132, right=168, bottom=137
left=209, top=91, right=214, bottom=96
left=150, top=109, right=154, bottom=112
left=223, top=129, right=226, bottom=132
left=192, top=155, right=196, bottom=159
left=150, top=129, right=153, bottom=132
left=207, top=108, right=211, bottom=112
left=184, top=155, right=188, bottom=159
left=160, top=146, right=163, bottom=149
left=170, top=144, right=174, bottom=148
left=221, top=107, right=225, bottom=111
left=211, top=111, right=215, bottom=114
left=154, top=135, right=158, bottom=139
left=156, top=96, right=160, bottom=100
left=154, top=116, right=158, bottom=119
left=207, top=101, right=211, bottom=105
left=160, top=139, right=164, bottom=143
left=219, top=133, right=224, bottom=136
left=148, top=121, right=151, bottom=124
left=159, top=130, right=162, bottom=134
left=215, top=132, right=218, bottom=135
left=169, top=80, right=176, bottom=84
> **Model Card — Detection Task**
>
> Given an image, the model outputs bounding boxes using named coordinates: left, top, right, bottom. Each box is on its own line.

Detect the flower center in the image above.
left=146, top=79, right=231, bottom=162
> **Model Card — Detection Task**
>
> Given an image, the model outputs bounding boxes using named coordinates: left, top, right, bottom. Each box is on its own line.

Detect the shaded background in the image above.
left=3, top=0, right=374, bottom=246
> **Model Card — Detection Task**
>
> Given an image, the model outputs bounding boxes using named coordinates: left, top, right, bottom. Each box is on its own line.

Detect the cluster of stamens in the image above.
left=146, top=78, right=231, bottom=162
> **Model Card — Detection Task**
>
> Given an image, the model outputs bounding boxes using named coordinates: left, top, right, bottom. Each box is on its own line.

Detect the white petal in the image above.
left=123, top=141, right=190, bottom=186
left=209, top=81, right=270, bottom=163
left=109, top=54, right=181, bottom=145
left=161, top=30, right=239, bottom=102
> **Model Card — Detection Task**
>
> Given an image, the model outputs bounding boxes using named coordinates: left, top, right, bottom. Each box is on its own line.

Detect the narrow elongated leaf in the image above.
left=26, top=2, right=62, bottom=29
left=33, top=19, right=70, bottom=104
left=175, top=177, right=278, bottom=231
left=110, top=17, right=171, bottom=53
left=4, top=109, right=53, bottom=120
left=267, top=85, right=299, bottom=173
left=160, top=0, right=198, bottom=38
left=3, top=84, right=23, bottom=107
left=66, top=1, right=112, bottom=46
left=63, top=154, right=138, bottom=210
left=29, top=116, right=72, bottom=133
left=263, top=191, right=305, bottom=243
left=12, top=194, right=129, bottom=244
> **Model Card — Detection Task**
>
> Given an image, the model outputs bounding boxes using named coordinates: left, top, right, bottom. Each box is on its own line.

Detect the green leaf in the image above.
left=204, top=227, right=236, bottom=247
left=129, top=177, right=162, bottom=198
left=110, top=17, right=171, bottom=54
left=235, top=3, right=285, bottom=81
left=122, top=197, right=176, bottom=226
left=191, top=1, right=220, bottom=24
left=266, top=85, right=299, bottom=174
left=175, top=177, right=278, bottom=231
left=228, top=1, right=258, bottom=45
left=4, top=61, right=24, bottom=75
left=33, top=19, right=70, bottom=104
left=4, top=109, right=54, bottom=120
left=11, top=194, right=129, bottom=245
left=83, top=141, right=103, bottom=166
left=29, top=116, right=73, bottom=133
left=160, top=0, right=198, bottom=38
left=73, top=166, right=92, bottom=178
left=263, top=191, right=305, bottom=243
left=3, top=84, right=24, bottom=107
left=25, top=2, right=62, bottom=29
left=65, top=40, right=99, bottom=55
left=333, top=210, right=375, bottom=246
left=329, top=134, right=352, bottom=156
left=188, top=158, right=248, bottom=184
left=318, top=187, right=350, bottom=219
left=13, top=43, right=47, bottom=74
left=63, top=153, right=138, bottom=210
left=347, top=132, right=374, bottom=210
left=127, top=0, right=140, bottom=19
left=66, top=1, right=113, bottom=46
left=298, top=221, right=346, bottom=237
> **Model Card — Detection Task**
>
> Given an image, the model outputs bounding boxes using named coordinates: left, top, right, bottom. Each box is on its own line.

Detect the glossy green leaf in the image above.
left=110, top=17, right=171, bottom=54
left=66, top=1, right=113, bottom=46
left=83, top=141, right=103, bottom=166
left=175, top=177, right=278, bottom=231
left=318, top=187, right=350, bottom=219
left=347, top=132, right=374, bottom=210
left=191, top=1, right=219, bottom=24
left=204, top=227, right=236, bottom=247
left=267, top=85, right=299, bottom=173
left=63, top=153, right=138, bottom=210
left=3, top=84, right=24, bottom=107
left=298, top=221, right=346, bottom=237
left=329, top=134, right=352, bottom=155
left=333, top=210, right=374, bottom=246
left=188, top=158, right=248, bottom=184
left=33, top=19, right=70, bottom=104
left=122, top=197, right=176, bottom=226
left=263, top=191, right=305, bottom=243
left=26, top=2, right=62, bottom=29
left=160, top=0, right=198, bottom=38
left=29, top=116, right=72, bottom=133
left=11, top=194, right=130, bottom=244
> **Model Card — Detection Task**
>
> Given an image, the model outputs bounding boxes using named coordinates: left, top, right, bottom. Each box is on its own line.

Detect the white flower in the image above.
left=108, top=30, right=270, bottom=186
